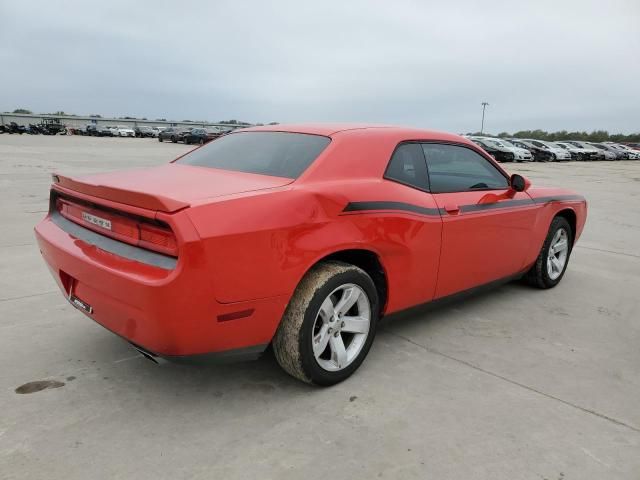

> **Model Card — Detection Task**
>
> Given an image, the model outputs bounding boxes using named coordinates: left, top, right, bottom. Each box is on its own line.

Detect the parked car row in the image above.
left=74, top=125, right=144, bottom=137
left=158, top=126, right=225, bottom=145
left=467, top=136, right=640, bottom=161
left=1, top=122, right=234, bottom=140
left=0, top=119, right=68, bottom=135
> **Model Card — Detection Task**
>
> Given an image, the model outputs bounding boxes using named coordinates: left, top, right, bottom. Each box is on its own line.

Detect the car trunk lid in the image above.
left=52, top=163, right=294, bottom=213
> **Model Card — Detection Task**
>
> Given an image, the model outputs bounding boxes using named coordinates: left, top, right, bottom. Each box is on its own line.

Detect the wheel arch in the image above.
left=303, top=248, right=389, bottom=316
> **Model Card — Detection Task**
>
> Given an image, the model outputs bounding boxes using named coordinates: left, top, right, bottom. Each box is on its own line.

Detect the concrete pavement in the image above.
left=1, top=135, right=639, bottom=479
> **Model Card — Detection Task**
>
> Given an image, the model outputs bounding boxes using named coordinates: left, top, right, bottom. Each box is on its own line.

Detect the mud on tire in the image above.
left=272, top=261, right=379, bottom=386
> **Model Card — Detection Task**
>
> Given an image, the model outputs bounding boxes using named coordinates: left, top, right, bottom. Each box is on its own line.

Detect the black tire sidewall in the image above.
left=540, top=217, right=573, bottom=287
left=298, top=268, right=379, bottom=386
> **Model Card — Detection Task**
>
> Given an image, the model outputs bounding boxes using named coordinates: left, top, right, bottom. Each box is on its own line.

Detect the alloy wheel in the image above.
left=311, top=284, right=371, bottom=372
left=547, top=228, right=569, bottom=280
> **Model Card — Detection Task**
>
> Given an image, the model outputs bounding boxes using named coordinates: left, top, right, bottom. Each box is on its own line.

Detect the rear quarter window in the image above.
left=177, top=131, right=331, bottom=179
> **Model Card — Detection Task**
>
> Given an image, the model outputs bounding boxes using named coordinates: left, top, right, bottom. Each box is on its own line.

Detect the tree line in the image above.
left=466, top=129, right=640, bottom=143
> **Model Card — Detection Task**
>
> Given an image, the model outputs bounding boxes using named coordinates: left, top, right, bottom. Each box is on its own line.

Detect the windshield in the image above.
left=177, top=131, right=331, bottom=179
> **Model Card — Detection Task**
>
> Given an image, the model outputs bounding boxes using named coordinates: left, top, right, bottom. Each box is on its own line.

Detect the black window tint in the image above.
left=422, top=144, right=508, bottom=193
left=177, top=131, right=331, bottom=179
left=384, top=143, right=429, bottom=191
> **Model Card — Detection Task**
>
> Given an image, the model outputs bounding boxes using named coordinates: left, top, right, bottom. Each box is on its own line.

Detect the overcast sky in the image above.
left=1, top=0, right=638, bottom=133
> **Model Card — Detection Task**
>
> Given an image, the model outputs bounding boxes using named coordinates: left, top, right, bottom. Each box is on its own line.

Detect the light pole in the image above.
left=480, top=102, right=489, bottom=134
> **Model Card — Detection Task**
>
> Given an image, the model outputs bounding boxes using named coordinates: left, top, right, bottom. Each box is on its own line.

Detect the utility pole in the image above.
left=480, top=102, right=489, bottom=134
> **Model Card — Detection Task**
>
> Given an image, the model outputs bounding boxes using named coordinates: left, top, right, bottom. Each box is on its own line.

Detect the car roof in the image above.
left=233, top=124, right=504, bottom=183
left=240, top=123, right=468, bottom=143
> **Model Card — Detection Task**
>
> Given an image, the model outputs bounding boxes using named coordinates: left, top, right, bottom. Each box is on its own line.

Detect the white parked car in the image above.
left=106, top=126, right=120, bottom=137
left=605, top=143, right=640, bottom=159
left=518, top=139, right=572, bottom=161
left=116, top=126, right=135, bottom=137
left=554, top=142, right=597, bottom=161
left=562, top=141, right=603, bottom=160
left=484, top=138, right=533, bottom=162
left=471, top=137, right=534, bottom=162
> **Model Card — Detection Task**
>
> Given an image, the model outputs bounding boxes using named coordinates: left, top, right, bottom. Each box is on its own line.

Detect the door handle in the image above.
left=444, top=204, right=460, bottom=215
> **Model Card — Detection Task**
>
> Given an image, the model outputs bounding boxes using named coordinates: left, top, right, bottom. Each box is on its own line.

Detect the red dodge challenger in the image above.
left=35, top=124, right=587, bottom=385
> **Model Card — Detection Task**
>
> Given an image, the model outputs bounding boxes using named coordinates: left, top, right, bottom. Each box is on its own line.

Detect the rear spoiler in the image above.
left=51, top=173, right=190, bottom=213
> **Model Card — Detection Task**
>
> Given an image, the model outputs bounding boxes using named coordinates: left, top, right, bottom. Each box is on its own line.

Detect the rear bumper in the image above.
left=34, top=214, right=288, bottom=359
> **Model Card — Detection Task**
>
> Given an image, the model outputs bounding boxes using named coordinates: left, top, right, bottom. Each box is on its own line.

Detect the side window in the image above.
left=422, top=144, right=509, bottom=193
left=384, top=143, right=429, bottom=191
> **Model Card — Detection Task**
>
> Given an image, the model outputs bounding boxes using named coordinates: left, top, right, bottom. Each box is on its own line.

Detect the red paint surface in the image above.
left=35, top=125, right=587, bottom=356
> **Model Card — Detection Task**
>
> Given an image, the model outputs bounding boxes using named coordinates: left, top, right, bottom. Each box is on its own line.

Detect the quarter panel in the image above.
left=187, top=180, right=443, bottom=311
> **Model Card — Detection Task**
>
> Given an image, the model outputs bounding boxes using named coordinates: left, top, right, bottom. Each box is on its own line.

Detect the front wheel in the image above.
left=273, top=261, right=379, bottom=386
left=525, top=216, right=573, bottom=288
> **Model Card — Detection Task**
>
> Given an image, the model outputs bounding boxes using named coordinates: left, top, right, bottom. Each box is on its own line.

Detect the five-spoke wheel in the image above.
left=312, top=284, right=371, bottom=372
left=526, top=216, right=573, bottom=288
left=273, top=262, right=379, bottom=385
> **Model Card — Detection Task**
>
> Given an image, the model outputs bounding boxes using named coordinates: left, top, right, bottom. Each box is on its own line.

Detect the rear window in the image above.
left=177, top=131, right=331, bottom=179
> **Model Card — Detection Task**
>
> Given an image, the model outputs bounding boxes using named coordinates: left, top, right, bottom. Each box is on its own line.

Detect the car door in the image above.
left=378, top=142, right=443, bottom=309
left=422, top=142, right=539, bottom=299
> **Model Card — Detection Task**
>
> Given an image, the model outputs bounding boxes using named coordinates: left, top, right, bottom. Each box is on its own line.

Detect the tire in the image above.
left=525, top=216, right=573, bottom=289
left=159, top=136, right=163, bottom=142
left=171, top=136, right=177, bottom=143
left=273, top=261, right=379, bottom=386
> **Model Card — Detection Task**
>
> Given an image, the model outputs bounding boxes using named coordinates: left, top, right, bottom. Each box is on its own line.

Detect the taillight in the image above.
left=139, top=222, right=178, bottom=256
left=56, top=197, right=178, bottom=257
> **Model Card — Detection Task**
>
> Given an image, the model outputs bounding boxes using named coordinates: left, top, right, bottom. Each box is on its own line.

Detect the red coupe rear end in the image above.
left=35, top=165, right=293, bottom=362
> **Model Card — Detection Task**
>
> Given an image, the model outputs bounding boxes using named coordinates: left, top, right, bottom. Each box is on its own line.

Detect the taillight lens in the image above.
left=139, top=222, right=178, bottom=256
left=56, top=197, right=178, bottom=257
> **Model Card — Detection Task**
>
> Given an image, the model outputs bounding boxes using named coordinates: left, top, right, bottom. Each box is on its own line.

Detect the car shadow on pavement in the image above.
left=41, top=277, right=532, bottom=405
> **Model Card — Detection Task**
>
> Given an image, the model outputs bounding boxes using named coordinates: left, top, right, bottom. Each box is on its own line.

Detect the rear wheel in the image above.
left=158, top=136, right=163, bottom=142
left=525, top=216, right=572, bottom=289
left=171, top=136, right=177, bottom=143
left=273, top=261, right=379, bottom=386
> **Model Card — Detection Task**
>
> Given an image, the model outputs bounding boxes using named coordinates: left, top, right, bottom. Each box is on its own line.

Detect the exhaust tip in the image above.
left=129, top=343, right=168, bottom=365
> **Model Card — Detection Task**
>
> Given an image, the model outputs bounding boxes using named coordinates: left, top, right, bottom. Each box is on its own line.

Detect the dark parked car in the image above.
left=183, top=128, right=223, bottom=145
left=38, top=118, right=67, bottom=135
left=134, top=126, right=155, bottom=138
left=86, top=125, right=115, bottom=137
left=85, top=125, right=99, bottom=136
left=158, top=127, right=184, bottom=143
left=469, top=138, right=514, bottom=162
left=2, top=122, right=26, bottom=134
left=508, top=139, right=570, bottom=162
left=588, top=143, right=622, bottom=160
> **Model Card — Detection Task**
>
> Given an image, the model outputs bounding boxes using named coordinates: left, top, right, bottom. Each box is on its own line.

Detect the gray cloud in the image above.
left=1, top=0, right=638, bottom=133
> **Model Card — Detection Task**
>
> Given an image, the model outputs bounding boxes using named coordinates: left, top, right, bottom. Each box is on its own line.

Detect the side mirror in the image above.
left=510, top=174, right=530, bottom=192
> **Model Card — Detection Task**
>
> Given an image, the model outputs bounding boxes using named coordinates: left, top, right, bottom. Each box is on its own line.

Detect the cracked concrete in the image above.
left=1, top=135, right=639, bottom=479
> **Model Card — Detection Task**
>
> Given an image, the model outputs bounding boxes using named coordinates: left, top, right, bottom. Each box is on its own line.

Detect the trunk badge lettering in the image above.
left=82, top=212, right=112, bottom=230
